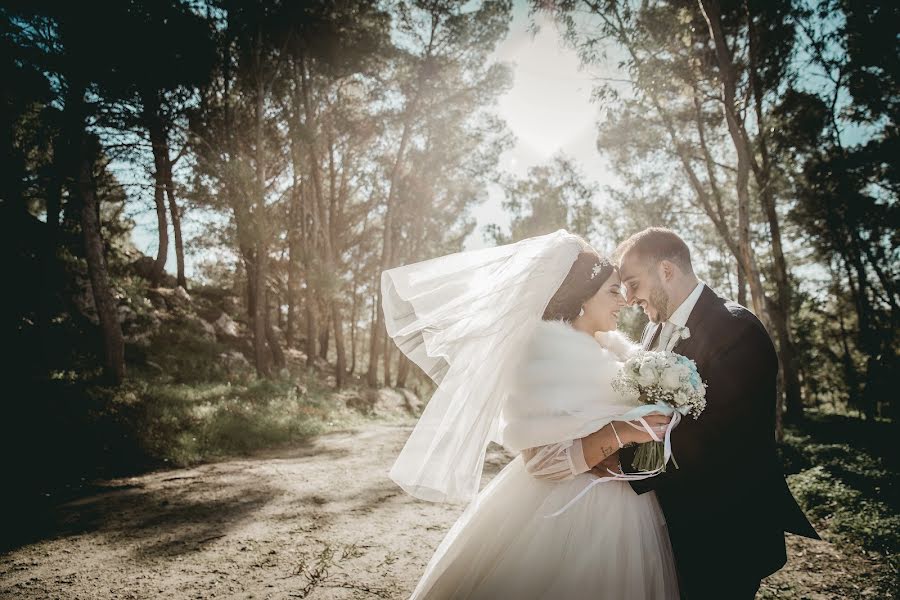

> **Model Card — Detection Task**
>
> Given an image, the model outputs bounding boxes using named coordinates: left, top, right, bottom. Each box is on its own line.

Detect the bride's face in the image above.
left=581, top=271, right=626, bottom=332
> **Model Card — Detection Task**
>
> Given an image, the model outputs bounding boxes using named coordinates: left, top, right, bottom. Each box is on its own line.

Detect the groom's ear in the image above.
left=659, top=259, right=676, bottom=282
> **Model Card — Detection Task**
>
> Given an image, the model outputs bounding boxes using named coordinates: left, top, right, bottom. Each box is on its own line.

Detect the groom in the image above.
left=612, top=228, right=818, bottom=599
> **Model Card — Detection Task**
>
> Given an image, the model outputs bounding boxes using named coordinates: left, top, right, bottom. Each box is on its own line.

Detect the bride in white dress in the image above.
left=382, top=230, right=680, bottom=599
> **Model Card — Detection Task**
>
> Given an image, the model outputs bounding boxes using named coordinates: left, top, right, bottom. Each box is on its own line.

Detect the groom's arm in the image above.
left=625, top=320, right=778, bottom=494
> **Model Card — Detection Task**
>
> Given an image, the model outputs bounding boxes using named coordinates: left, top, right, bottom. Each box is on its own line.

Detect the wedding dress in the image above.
left=381, top=230, right=679, bottom=599
left=407, top=321, right=679, bottom=599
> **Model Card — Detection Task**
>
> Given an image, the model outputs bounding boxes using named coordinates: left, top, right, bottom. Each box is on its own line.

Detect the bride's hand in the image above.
left=619, top=414, right=672, bottom=445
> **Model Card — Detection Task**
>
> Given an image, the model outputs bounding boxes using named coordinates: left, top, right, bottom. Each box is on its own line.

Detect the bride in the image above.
left=382, top=230, right=680, bottom=599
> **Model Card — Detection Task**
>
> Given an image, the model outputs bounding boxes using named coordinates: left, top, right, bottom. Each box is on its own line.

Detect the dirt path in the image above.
left=0, top=424, right=889, bottom=599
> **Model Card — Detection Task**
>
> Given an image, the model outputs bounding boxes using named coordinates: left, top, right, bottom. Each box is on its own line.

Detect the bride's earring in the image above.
left=578, top=307, right=585, bottom=317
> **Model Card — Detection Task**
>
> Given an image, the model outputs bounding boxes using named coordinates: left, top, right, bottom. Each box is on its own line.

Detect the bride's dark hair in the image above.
left=543, top=239, right=615, bottom=322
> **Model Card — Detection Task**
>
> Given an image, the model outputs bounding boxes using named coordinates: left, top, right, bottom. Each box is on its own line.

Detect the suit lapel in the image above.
left=671, top=285, right=719, bottom=356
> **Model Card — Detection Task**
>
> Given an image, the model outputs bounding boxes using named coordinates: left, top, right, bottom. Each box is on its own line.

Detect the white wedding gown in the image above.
left=408, top=324, right=680, bottom=600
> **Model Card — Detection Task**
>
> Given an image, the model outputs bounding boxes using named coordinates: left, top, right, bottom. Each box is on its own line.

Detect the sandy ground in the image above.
left=0, top=423, right=891, bottom=599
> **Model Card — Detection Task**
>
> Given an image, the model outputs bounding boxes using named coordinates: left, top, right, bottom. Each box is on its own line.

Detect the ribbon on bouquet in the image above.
left=543, top=406, right=682, bottom=518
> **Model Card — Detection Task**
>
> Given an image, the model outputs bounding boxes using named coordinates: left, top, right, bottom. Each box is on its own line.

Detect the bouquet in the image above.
left=611, top=350, right=707, bottom=472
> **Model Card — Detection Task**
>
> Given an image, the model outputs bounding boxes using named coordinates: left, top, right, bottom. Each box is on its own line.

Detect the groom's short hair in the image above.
left=615, top=227, right=694, bottom=275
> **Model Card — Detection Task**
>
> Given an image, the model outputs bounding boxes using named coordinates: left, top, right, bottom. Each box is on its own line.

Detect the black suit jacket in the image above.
left=622, top=286, right=819, bottom=598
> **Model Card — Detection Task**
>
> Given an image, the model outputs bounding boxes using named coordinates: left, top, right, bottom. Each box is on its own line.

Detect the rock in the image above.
left=373, top=388, right=423, bottom=416
left=130, top=256, right=157, bottom=280
left=345, top=389, right=378, bottom=415
left=124, top=330, right=154, bottom=347
left=193, top=317, right=216, bottom=341
left=117, top=304, right=136, bottom=324
left=146, top=286, right=191, bottom=312
left=214, top=312, right=240, bottom=339
left=398, top=388, right=424, bottom=414
left=345, top=388, right=423, bottom=416
left=146, top=288, right=168, bottom=310
left=171, top=286, right=192, bottom=309
left=130, top=256, right=177, bottom=287
left=222, top=294, right=241, bottom=315
left=374, top=388, right=402, bottom=414
left=284, top=348, right=308, bottom=365
left=220, top=351, right=253, bottom=382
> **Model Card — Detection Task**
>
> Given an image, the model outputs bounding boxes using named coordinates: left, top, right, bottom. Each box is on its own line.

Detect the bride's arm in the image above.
left=522, top=417, right=669, bottom=481
left=521, top=440, right=591, bottom=481
left=581, top=416, right=670, bottom=466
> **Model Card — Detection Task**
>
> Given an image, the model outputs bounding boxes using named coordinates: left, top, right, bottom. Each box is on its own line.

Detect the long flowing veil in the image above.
left=381, top=229, right=584, bottom=503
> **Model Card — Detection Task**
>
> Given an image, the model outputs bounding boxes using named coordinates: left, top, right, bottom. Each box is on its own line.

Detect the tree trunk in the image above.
left=150, top=176, right=168, bottom=287
left=366, top=291, right=378, bottom=384
left=332, top=299, right=347, bottom=388
left=164, top=151, right=187, bottom=289
left=305, top=298, right=317, bottom=368
left=251, top=30, right=271, bottom=378
left=367, top=293, right=385, bottom=387
left=745, top=0, right=803, bottom=422
left=835, top=278, right=861, bottom=406
left=252, top=248, right=270, bottom=376
left=144, top=93, right=169, bottom=288
left=396, top=354, right=411, bottom=389
left=77, top=152, right=125, bottom=385
left=382, top=332, right=393, bottom=386
left=244, top=241, right=269, bottom=380
left=349, top=272, right=360, bottom=376
left=737, top=263, right=747, bottom=307
left=265, top=287, right=286, bottom=370
left=286, top=185, right=301, bottom=348
left=367, top=45, right=435, bottom=387
left=698, top=0, right=772, bottom=331
left=318, top=305, right=330, bottom=361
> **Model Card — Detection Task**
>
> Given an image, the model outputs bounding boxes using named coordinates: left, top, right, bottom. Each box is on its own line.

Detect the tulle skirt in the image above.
left=410, top=456, right=679, bottom=600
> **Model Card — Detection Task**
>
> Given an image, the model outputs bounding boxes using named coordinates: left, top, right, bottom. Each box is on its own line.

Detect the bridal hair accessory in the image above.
left=590, top=263, right=606, bottom=279
left=578, top=307, right=585, bottom=317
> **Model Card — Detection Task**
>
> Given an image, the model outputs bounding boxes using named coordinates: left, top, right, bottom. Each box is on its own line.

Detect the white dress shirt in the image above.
left=652, top=281, right=706, bottom=350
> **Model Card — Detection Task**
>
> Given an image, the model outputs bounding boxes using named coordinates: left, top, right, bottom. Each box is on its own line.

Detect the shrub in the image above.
left=780, top=415, right=899, bottom=560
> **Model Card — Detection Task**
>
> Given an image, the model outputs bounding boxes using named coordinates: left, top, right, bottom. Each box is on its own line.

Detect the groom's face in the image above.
left=619, top=254, right=670, bottom=323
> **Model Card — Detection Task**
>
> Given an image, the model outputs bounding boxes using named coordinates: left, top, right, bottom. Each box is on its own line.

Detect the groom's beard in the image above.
left=649, top=286, right=670, bottom=323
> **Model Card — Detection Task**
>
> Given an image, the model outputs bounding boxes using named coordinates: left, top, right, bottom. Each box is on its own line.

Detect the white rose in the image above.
left=660, top=368, right=682, bottom=390
left=638, top=361, right=658, bottom=386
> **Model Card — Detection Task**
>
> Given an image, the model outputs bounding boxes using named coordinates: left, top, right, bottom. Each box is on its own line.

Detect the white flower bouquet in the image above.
left=611, top=350, right=707, bottom=472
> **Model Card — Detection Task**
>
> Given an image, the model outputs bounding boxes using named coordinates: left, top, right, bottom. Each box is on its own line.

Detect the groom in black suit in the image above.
left=614, top=228, right=818, bottom=600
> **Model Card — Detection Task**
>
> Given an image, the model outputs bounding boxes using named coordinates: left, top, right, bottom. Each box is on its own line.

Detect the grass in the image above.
left=778, top=411, right=899, bottom=572
left=97, top=372, right=335, bottom=467
left=4, top=366, right=404, bottom=514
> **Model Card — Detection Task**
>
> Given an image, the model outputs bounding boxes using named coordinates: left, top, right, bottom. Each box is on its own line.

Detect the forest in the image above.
left=1, top=1, right=897, bottom=598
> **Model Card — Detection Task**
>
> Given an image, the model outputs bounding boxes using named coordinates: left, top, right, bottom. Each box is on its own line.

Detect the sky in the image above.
left=128, top=2, right=613, bottom=276
left=464, top=5, right=615, bottom=250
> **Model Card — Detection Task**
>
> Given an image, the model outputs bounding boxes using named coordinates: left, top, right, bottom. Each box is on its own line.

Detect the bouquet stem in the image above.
left=632, top=441, right=675, bottom=472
